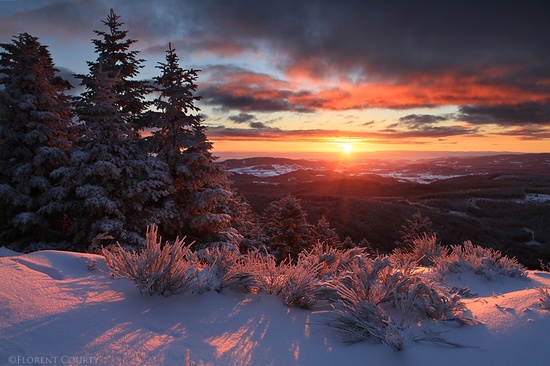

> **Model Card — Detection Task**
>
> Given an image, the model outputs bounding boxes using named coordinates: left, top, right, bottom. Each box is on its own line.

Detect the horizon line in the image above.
left=213, top=149, right=544, bottom=162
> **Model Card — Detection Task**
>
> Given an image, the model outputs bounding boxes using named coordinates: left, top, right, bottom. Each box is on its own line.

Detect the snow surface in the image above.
left=1, top=249, right=550, bottom=366
left=228, top=164, right=311, bottom=177
left=377, top=172, right=464, bottom=184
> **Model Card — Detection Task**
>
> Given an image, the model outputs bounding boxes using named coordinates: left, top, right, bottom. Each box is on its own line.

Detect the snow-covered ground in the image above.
left=1, top=248, right=550, bottom=366
left=227, top=162, right=468, bottom=184
left=515, top=193, right=550, bottom=204
left=228, top=164, right=314, bottom=177
left=377, top=172, right=465, bottom=184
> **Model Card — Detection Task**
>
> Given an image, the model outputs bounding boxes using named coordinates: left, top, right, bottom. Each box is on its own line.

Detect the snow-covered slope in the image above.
left=1, top=249, right=549, bottom=365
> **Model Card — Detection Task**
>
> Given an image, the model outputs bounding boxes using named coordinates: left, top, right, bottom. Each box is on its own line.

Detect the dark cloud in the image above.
left=4, top=1, right=549, bottom=86
left=2, top=0, right=549, bottom=137
left=0, top=0, right=106, bottom=41
left=496, top=127, right=550, bottom=140
left=201, top=65, right=316, bottom=113
left=457, top=102, right=550, bottom=126
left=208, top=124, right=476, bottom=141
left=249, top=122, right=267, bottom=129
left=399, top=114, right=452, bottom=128
left=380, top=125, right=478, bottom=139
left=175, top=1, right=550, bottom=97
left=229, top=112, right=255, bottom=123
left=202, top=87, right=314, bottom=113
left=395, top=101, right=550, bottom=130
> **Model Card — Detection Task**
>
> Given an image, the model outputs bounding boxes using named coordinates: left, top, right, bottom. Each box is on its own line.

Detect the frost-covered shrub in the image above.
left=324, top=256, right=400, bottom=305
left=410, top=282, right=477, bottom=324
left=320, top=256, right=404, bottom=347
left=538, top=287, right=550, bottom=310
left=321, top=254, right=476, bottom=350
left=433, top=240, right=527, bottom=280
left=297, top=242, right=365, bottom=280
left=411, top=234, right=447, bottom=267
left=277, top=261, right=323, bottom=309
left=392, top=234, right=446, bottom=267
left=234, top=248, right=326, bottom=308
left=539, top=259, right=550, bottom=272
left=196, top=246, right=259, bottom=293
left=242, top=249, right=283, bottom=294
left=103, top=225, right=198, bottom=296
left=325, top=281, right=403, bottom=350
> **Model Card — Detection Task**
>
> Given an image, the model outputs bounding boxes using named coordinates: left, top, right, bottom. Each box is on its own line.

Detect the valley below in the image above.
left=223, top=153, right=550, bottom=268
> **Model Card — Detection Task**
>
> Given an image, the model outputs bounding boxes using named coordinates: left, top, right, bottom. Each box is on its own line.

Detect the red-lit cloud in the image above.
left=2, top=0, right=549, bottom=145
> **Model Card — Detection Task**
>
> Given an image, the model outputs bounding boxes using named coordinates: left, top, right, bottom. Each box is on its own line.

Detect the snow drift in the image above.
left=1, top=247, right=549, bottom=365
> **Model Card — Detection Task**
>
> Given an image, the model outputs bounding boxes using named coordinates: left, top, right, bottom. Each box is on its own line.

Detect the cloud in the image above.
left=56, top=67, right=85, bottom=94
left=229, top=112, right=255, bottom=123
left=249, top=122, right=267, bottom=129
left=179, top=1, right=550, bottom=105
left=457, top=102, right=550, bottom=126
left=0, top=0, right=105, bottom=41
left=2, top=0, right=549, bottom=137
left=399, top=114, right=452, bottom=128
left=207, top=124, right=477, bottom=142
left=201, top=65, right=316, bottom=112
left=496, top=127, right=550, bottom=140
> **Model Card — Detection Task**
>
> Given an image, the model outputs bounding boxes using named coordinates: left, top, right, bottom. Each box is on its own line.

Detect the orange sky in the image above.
left=2, top=1, right=549, bottom=158
left=209, top=133, right=549, bottom=160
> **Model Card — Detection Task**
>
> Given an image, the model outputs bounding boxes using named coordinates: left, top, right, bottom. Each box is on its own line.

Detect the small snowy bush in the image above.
left=197, top=246, right=259, bottom=293
left=103, top=224, right=198, bottom=296
left=242, top=249, right=283, bottom=294
left=392, top=234, right=446, bottom=267
left=321, top=254, right=476, bottom=350
left=240, top=249, right=325, bottom=309
left=324, top=256, right=399, bottom=305
left=277, top=260, right=324, bottom=309
left=410, top=282, right=477, bottom=325
left=538, top=287, right=550, bottom=310
left=297, top=242, right=365, bottom=280
left=433, top=240, right=527, bottom=280
left=327, top=295, right=404, bottom=350
left=411, top=234, right=447, bottom=267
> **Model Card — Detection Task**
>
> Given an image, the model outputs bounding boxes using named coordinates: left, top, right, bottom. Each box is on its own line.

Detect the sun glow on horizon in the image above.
left=342, top=142, right=353, bottom=154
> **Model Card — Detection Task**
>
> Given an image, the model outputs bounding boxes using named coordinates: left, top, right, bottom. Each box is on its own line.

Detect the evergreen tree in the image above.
left=314, top=216, right=342, bottom=247
left=76, top=9, right=151, bottom=130
left=396, top=211, right=435, bottom=248
left=0, top=33, right=74, bottom=250
left=58, top=11, right=172, bottom=249
left=261, top=195, right=315, bottom=262
left=341, top=236, right=356, bottom=250
left=149, top=43, right=232, bottom=245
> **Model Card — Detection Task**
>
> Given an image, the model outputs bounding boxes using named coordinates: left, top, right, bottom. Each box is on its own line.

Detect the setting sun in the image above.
left=342, top=143, right=353, bottom=154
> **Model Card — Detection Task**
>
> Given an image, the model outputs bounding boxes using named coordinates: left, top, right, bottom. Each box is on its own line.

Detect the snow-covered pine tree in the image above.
left=0, top=33, right=74, bottom=250
left=59, top=11, right=172, bottom=249
left=314, top=216, right=342, bottom=247
left=261, top=195, right=315, bottom=262
left=149, top=43, right=232, bottom=246
left=77, top=9, right=151, bottom=130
